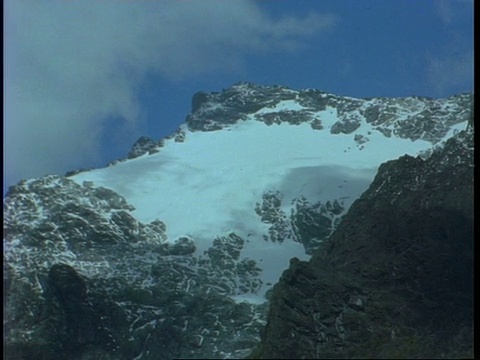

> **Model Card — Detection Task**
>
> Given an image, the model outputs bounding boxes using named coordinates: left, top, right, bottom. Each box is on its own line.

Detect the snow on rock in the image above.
left=4, top=82, right=473, bottom=359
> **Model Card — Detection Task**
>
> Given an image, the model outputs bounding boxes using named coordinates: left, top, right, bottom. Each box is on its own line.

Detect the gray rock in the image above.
left=4, top=177, right=268, bottom=359
left=251, top=131, right=473, bottom=359
left=127, top=136, right=158, bottom=159
left=330, top=117, right=361, bottom=134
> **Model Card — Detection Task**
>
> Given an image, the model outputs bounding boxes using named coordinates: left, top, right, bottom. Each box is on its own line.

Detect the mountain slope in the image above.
left=70, top=82, right=471, bottom=297
left=253, top=130, right=473, bottom=359
left=3, top=82, right=473, bottom=359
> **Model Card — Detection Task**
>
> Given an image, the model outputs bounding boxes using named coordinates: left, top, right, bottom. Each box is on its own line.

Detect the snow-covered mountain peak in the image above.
left=63, top=84, right=470, bottom=301
left=4, top=82, right=473, bottom=359
left=104, top=83, right=471, bottom=166
left=186, top=83, right=472, bottom=144
left=6, top=83, right=473, bottom=302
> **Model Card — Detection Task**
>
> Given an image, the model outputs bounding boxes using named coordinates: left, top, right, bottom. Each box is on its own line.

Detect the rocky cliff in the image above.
left=3, top=178, right=266, bottom=359
left=3, top=82, right=473, bottom=360
left=252, top=129, right=473, bottom=359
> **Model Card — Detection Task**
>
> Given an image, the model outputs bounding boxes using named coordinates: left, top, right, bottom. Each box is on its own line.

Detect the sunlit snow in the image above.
left=72, top=103, right=436, bottom=301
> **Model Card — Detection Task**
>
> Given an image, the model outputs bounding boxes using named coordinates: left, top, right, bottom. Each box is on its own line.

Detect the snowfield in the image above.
left=72, top=101, right=449, bottom=300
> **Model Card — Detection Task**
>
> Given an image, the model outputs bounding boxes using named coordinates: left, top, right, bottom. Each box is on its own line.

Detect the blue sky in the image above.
left=4, top=0, right=474, bottom=193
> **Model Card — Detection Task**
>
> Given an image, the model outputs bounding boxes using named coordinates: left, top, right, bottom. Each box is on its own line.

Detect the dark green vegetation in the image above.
left=251, top=131, right=473, bottom=359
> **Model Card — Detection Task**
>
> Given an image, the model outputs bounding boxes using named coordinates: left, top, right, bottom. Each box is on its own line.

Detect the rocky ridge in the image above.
left=100, top=82, right=472, bottom=256
left=4, top=177, right=267, bottom=359
left=116, top=82, right=471, bottom=163
left=186, top=82, right=471, bottom=143
left=252, top=129, right=474, bottom=359
left=4, top=82, right=474, bottom=359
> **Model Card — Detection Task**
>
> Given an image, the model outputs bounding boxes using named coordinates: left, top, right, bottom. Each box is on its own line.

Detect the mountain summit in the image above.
left=4, top=83, right=473, bottom=359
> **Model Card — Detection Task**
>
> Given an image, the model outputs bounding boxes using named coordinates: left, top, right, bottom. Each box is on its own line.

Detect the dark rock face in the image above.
left=254, top=191, right=346, bottom=254
left=46, top=264, right=118, bottom=355
left=4, top=177, right=267, bottom=359
left=253, top=131, right=473, bottom=359
left=127, top=136, right=159, bottom=159
left=330, top=117, right=361, bottom=134
left=290, top=197, right=345, bottom=255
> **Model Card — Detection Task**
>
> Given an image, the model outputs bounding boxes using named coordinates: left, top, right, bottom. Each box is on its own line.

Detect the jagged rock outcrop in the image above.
left=127, top=136, right=160, bottom=159
left=252, top=130, right=473, bottom=359
left=290, top=197, right=345, bottom=255
left=4, top=81, right=474, bottom=360
left=4, top=177, right=267, bottom=359
left=187, top=82, right=472, bottom=144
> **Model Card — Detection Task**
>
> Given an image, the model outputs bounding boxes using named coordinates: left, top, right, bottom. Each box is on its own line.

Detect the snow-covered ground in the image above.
left=72, top=102, right=460, bottom=301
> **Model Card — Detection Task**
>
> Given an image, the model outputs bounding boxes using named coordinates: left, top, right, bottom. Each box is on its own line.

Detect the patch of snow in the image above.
left=71, top=118, right=437, bottom=302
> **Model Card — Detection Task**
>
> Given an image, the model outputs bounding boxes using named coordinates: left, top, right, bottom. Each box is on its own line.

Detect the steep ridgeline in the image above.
left=4, top=82, right=473, bottom=359
left=115, top=81, right=472, bottom=161
left=253, top=129, right=473, bottom=359
left=186, top=82, right=471, bottom=140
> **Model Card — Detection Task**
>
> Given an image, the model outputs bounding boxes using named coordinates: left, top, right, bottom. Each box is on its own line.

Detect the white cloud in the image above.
left=427, top=50, right=473, bottom=96
left=4, top=0, right=338, bottom=188
left=429, top=0, right=473, bottom=96
left=435, top=0, right=454, bottom=24
left=435, top=0, right=473, bottom=25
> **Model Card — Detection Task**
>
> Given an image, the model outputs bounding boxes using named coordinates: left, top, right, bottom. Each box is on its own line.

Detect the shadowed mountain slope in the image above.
left=253, top=130, right=473, bottom=359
